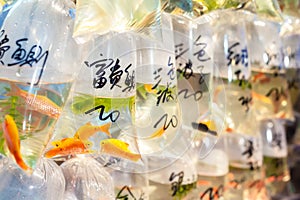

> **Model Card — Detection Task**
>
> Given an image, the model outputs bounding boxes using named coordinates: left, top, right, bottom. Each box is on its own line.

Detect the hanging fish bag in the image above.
left=0, top=0, right=81, bottom=172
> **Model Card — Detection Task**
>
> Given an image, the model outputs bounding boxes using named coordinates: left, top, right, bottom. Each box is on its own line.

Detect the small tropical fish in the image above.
left=73, top=122, right=112, bottom=140
left=144, top=84, right=158, bottom=94
left=197, top=180, right=211, bottom=186
left=148, top=126, right=165, bottom=139
left=192, top=121, right=217, bottom=136
left=252, top=72, right=271, bottom=84
left=225, top=127, right=233, bottom=133
left=100, top=138, right=141, bottom=162
left=45, top=138, right=92, bottom=158
left=251, top=91, right=273, bottom=105
left=2, top=115, right=31, bottom=172
left=6, top=84, right=62, bottom=119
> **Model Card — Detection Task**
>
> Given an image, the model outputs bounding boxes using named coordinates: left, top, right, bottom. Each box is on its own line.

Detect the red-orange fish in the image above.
left=7, top=84, right=62, bottom=119
left=45, top=138, right=92, bottom=158
left=225, top=127, right=233, bottom=133
left=252, top=72, right=271, bottom=84
left=2, top=115, right=32, bottom=172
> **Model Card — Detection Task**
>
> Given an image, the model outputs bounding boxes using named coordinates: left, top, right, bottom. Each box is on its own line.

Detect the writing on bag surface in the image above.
left=84, top=53, right=133, bottom=91
left=0, top=29, right=49, bottom=86
left=227, top=42, right=248, bottom=68
left=152, top=56, right=176, bottom=106
left=116, top=185, right=145, bottom=200
left=176, top=34, right=210, bottom=103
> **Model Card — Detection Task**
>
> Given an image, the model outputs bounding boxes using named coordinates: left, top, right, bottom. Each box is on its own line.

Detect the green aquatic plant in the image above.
left=0, top=87, right=24, bottom=155
left=71, top=93, right=135, bottom=115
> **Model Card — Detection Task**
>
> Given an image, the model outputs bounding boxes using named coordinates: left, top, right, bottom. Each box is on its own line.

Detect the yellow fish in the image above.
left=100, top=138, right=141, bottom=162
left=7, top=84, right=62, bottom=119
left=148, top=126, right=165, bottom=139
left=144, top=84, right=158, bottom=94
left=74, top=122, right=112, bottom=140
left=251, top=91, right=273, bottom=105
left=2, top=115, right=32, bottom=172
left=45, top=138, right=92, bottom=158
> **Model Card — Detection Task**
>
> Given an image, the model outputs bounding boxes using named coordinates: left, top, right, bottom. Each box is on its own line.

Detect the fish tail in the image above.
left=149, top=127, right=164, bottom=139
left=101, top=123, right=112, bottom=138
left=130, top=153, right=142, bottom=162
left=14, top=153, right=31, bottom=172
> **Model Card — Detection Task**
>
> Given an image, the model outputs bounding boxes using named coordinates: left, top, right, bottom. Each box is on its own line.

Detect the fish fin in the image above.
left=101, top=122, right=112, bottom=137
left=14, top=153, right=31, bottom=172
left=45, top=148, right=60, bottom=158
left=73, top=132, right=80, bottom=139
left=130, top=153, right=142, bottom=162
left=86, top=122, right=92, bottom=126
left=148, top=126, right=165, bottom=139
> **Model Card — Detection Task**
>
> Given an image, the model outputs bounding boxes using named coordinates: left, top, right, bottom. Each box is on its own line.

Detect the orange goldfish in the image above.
left=197, top=180, right=211, bottom=187
left=100, top=138, right=141, bottom=162
left=225, top=127, right=233, bottom=133
left=251, top=91, right=273, bottom=105
left=252, top=72, right=270, bottom=84
left=45, top=138, right=92, bottom=158
left=2, top=115, right=31, bottom=172
left=7, top=84, right=62, bottom=119
left=73, top=122, right=112, bottom=140
left=144, top=84, right=158, bottom=94
left=148, top=126, right=165, bottom=139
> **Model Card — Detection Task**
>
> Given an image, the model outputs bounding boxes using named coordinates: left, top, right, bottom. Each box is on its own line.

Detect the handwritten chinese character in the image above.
left=270, top=131, right=282, bottom=150
left=242, top=140, right=254, bottom=159
left=116, top=186, right=138, bottom=200
left=156, top=83, right=174, bottom=106
left=175, top=43, right=189, bottom=60
left=122, top=67, right=135, bottom=92
left=234, top=69, right=248, bottom=87
left=8, top=38, right=49, bottom=85
left=0, top=30, right=10, bottom=65
left=238, top=96, right=252, bottom=112
left=167, top=56, right=176, bottom=80
left=169, top=171, right=184, bottom=196
left=109, top=59, right=127, bottom=89
left=152, top=67, right=163, bottom=89
left=193, top=35, right=211, bottom=62
left=84, top=54, right=113, bottom=89
left=227, top=42, right=248, bottom=67
left=264, top=51, right=278, bottom=66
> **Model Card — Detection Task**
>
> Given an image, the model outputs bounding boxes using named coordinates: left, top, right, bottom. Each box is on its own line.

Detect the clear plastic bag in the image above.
left=0, top=0, right=81, bottom=172
left=0, top=157, right=65, bottom=200
left=61, top=156, right=115, bottom=200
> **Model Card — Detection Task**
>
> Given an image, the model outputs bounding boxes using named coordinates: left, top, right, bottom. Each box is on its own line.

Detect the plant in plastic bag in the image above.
left=0, top=157, right=65, bottom=200
left=73, top=0, right=162, bottom=43
left=0, top=0, right=82, bottom=172
left=61, top=156, right=115, bottom=200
